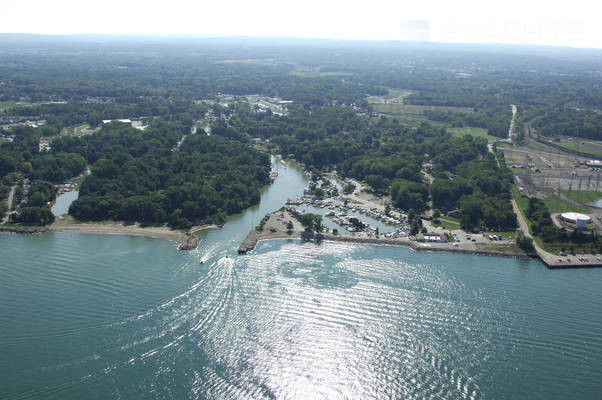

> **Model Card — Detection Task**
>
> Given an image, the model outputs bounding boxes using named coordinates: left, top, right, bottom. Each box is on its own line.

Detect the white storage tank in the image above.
left=576, top=216, right=590, bottom=229
left=560, top=212, right=591, bottom=229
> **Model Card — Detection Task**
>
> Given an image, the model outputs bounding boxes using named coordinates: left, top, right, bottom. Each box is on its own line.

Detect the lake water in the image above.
left=1, top=157, right=602, bottom=399
left=590, top=198, right=602, bottom=208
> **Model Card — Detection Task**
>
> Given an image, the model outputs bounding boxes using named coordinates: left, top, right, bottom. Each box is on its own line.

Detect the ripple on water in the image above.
left=2, top=232, right=602, bottom=399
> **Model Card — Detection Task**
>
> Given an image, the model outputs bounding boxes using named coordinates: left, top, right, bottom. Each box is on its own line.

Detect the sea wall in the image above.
left=238, top=228, right=531, bottom=259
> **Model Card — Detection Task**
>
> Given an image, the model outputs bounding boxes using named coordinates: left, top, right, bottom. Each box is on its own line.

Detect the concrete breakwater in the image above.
left=237, top=221, right=531, bottom=259
left=240, top=233, right=531, bottom=259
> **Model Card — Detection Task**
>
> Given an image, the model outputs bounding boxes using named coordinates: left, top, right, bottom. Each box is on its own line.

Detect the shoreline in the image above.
left=1, top=218, right=220, bottom=249
left=243, top=231, right=532, bottom=259
left=238, top=210, right=532, bottom=259
left=51, top=221, right=186, bottom=243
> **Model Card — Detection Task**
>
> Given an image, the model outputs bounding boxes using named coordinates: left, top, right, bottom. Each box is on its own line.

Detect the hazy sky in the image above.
left=3, top=0, right=600, bottom=48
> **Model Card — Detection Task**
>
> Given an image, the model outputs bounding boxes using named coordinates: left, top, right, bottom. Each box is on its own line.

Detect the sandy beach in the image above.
left=50, top=216, right=213, bottom=245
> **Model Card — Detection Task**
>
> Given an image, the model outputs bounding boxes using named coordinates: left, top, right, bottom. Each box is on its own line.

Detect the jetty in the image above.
left=178, top=235, right=202, bottom=251
left=238, top=230, right=262, bottom=254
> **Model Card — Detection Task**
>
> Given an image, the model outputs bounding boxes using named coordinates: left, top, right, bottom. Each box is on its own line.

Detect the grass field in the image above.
left=291, top=66, right=353, bottom=77
left=526, top=141, right=554, bottom=153
left=367, top=89, right=472, bottom=115
left=542, top=197, right=590, bottom=214
left=514, top=185, right=589, bottom=216
left=379, top=113, right=425, bottom=127
left=371, top=103, right=473, bottom=115
left=537, top=237, right=600, bottom=255
left=553, top=140, right=602, bottom=157
left=561, top=190, right=602, bottom=205
left=366, top=88, right=413, bottom=104
left=448, top=126, right=500, bottom=143
left=433, top=216, right=460, bottom=230
left=384, top=89, right=413, bottom=103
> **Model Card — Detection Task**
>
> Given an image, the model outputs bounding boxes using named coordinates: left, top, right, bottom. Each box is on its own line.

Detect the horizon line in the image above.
left=0, top=32, right=600, bottom=51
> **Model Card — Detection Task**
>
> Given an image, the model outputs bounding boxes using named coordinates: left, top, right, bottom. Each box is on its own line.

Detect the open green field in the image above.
left=366, top=88, right=413, bottom=104
left=383, top=89, right=413, bottom=103
left=371, top=103, right=473, bottom=115
left=379, top=113, right=425, bottom=127
left=448, top=126, right=500, bottom=143
left=536, top=237, right=600, bottom=255
left=526, top=141, right=554, bottom=153
left=367, top=88, right=472, bottom=115
left=433, top=216, right=460, bottom=230
left=561, top=190, right=602, bottom=205
left=291, top=66, right=353, bottom=77
left=542, top=197, right=590, bottom=214
left=552, top=138, right=602, bottom=157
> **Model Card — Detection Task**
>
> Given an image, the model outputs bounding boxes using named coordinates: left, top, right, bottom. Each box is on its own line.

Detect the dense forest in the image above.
left=532, top=109, right=602, bottom=140
left=63, top=122, right=271, bottom=228
left=1, top=35, right=600, bottom=228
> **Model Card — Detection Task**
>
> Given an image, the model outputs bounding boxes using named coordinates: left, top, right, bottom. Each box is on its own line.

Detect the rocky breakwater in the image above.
left=0, top=226, right=51, bottom=235
left=178, top=235, right=202, bottom=251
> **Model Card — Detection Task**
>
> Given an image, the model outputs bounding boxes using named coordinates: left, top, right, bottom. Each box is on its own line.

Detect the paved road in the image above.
left=1, top=185, right=16, bottom=224
left=511, top=197, right=531, bottom=238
